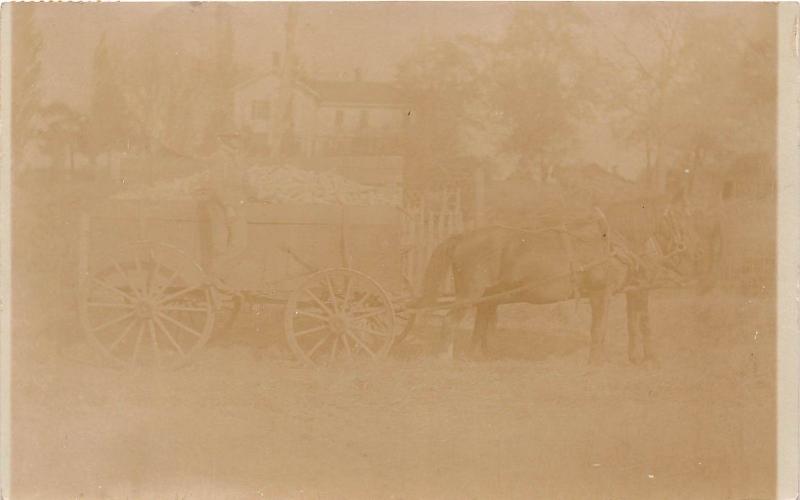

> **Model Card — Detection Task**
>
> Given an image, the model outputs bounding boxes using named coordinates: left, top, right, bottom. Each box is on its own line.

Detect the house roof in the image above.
left=235, top=71, right=406, bottom=107
left=553, top=163, right=641, bottom=202
left=304, top=80, right=406, bottom=107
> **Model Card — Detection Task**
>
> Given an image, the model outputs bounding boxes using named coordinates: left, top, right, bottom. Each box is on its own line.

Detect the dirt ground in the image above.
left=11, top=287, right=776, bottom=500
left=10, top=186, right=776, bottom=499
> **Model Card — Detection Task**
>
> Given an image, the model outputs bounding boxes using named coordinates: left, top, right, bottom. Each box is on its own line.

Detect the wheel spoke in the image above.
left=293, top=323, right=329, bottom=338
left=92, top=277, right=136, bottom=302
left=306, top=335, right=329, bottom=359
left=158, top=286, right=204, bottom=305
left=349, top=308, right=388, bottom=322
left=341, top=334, right=353, bottom=359
left=304, top=288, right=333, bottom=315
left=329, top=337, right=339, bottom=363
left=107, top=317, right=138, bottom=352
left=153, top=314, right=186, bottom=356
left=343, top=330, right=377, bottom=358
left=159, top=305, right=209, bottom=313
left=349, top=324, right=392, bottom=339
left=341, top=274, right=353, bottom=309
left=349, top=291, right=373, bottom=312
left=151, top=267, right=180, bottom=302
left=112, top=259, right=142, bottom=300
left=325, top=275, right=339, bottom=313
left=130, top=322, right=145, bottom=365
left=90, top=310, right=136, bottom=333
left=87, top=301, right=135, bottom=310
left=368, top=312, right=392, bottom=331
left=295, top=309, right=329, bottom=322
left=147, top=319, right=160, bottom=362
left=145, top=251, right=160, bottom=297
left=157, top=311, right=203, bottom=338
left=133, top=253, right=145, bottom=295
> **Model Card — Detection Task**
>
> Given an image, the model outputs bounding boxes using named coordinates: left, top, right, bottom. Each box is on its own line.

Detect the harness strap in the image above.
left=558, top=223, right=581, bottom=303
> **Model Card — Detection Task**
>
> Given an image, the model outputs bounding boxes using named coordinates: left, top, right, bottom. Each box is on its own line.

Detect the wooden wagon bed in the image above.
left=78, top=199, right=407, bottom=296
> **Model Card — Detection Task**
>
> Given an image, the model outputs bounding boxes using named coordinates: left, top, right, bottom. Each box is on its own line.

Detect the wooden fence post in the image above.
left=473, top=166, right=486, bottom=227
left=78, top=212, right=90, bottom=286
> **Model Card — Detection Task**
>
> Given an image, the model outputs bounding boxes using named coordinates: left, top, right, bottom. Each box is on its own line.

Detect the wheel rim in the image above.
left=79, top=242, right=215, bottom=369
left=285, top=268, right=396, bottom=366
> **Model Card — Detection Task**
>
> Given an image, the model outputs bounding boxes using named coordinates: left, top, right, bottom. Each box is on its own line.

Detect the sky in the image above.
left=34, top=3, right=513, bottom=109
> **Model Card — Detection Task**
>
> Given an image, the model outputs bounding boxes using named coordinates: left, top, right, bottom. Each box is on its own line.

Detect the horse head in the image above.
left=652, top=199, right=722, bottom=291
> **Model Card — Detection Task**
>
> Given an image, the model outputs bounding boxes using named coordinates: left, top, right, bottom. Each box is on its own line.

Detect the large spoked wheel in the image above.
left=284, top=268, right=396, bottom=366
left=78, top=241, right=215, bottom=370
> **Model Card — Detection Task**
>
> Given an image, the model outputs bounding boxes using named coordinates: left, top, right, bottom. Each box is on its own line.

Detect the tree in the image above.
left=491, top=4, right=599, bottom=181
left=608, top=5, right=687, bottom=192
left=88, top=33, right=130, bottom=166
left=608, top=5, right=776, bottom=194
left=37, top=102, right=83, bottom=180
left=667, top=8, right=776, bottom=175
left=107, top=4, right=245, bottom=158
left=208, top=3, right=235, bottom=141
left=11, top=4, right=43, bottom=178
left=396, top=36, right=488, bottom=182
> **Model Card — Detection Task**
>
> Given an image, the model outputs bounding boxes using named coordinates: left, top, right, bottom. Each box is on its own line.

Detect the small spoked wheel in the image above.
left=284, top=268, right=396, bottom=366
left=78, top=242, right=215, bottom=369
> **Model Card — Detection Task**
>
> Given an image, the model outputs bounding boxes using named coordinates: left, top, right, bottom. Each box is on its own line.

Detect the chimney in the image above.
left=354, top=67, right=362, bottom=82
left=272, top=51, right=281, bottom=70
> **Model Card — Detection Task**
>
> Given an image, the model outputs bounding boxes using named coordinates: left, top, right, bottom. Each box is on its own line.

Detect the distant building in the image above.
left=233, top=70, right=409, bottom=158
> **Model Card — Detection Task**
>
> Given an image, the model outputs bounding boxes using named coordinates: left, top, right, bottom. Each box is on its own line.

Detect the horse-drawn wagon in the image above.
left=75, top=159, right=718, bottom=369
left=77, top=196, right=414, bottom=369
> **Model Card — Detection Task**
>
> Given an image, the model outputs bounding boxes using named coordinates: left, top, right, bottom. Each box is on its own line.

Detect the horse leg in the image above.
left=472, top=303, right=497, bottom=359
left=638, top=292, right=657, bottom=363
left=472, top=305, right=490, bottom=358
left=625, top=291, right=644, bottom=364
left=483, top=305, right=498, bottom=357
left=588, top=288, right=611, bottom=365
left=439, top=307, right=469, bottom=361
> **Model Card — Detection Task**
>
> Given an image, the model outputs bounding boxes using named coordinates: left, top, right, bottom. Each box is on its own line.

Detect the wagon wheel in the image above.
left=284, top=268, right=396, bottom=366
left=78, top=241, right=215, bottom=369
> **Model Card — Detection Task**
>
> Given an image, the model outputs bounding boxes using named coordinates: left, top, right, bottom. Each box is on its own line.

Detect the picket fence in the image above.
left=400, top=188, right=470, bottom=295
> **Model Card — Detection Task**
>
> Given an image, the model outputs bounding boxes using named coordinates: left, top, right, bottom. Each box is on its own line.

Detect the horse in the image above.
left=406, top=197, right=721, bottom=365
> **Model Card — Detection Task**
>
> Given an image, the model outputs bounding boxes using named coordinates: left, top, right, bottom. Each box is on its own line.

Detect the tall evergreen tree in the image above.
left=88, top=33, right=129, bottom=162
left=210, top=4, right=235, bottom=141
left=11, top=4, right=43, bottom=177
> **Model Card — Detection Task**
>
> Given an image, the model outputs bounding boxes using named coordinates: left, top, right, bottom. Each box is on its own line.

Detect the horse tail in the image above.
left=414, top=235, right=459, bottom=308
left=701, top=214, right=724, bottom=291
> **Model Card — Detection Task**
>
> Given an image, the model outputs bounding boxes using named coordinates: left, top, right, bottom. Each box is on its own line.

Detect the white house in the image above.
left=233, top=70, right=409, bottom=158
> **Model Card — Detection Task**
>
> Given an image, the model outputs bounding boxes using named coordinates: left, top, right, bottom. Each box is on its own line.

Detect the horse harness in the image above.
left=407, top=208, right=692, bottom=313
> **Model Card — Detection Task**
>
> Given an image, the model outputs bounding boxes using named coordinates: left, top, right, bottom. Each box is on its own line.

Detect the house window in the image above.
left=359, top=109, right=369, bottom=129
left=251, top=100, right=270, bottom=120
left=335, top=109, right=344, bottom=128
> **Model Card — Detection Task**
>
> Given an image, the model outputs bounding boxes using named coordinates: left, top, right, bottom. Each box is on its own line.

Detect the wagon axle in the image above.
left=133, top=301, right=156, bottom=320
left=327, top=314, right=349, bottom=336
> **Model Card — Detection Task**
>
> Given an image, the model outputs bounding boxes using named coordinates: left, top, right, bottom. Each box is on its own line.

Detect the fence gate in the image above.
left=400, top=187, right=469, bottom=295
